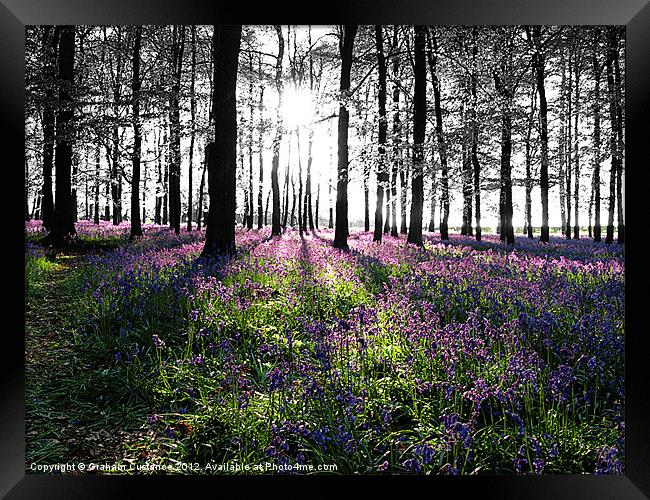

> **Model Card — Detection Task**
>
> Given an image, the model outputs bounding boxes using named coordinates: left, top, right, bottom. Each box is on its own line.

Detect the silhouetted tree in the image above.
left=406, top=26, right=426, bottom=247
left=333, top=25, right=357, bottom=250
left=43, top=25, right=76, bottom=246
left=373, top=25, right=388, bottom=243
left=201, top=25, right=242, bottom=257
left=129, top=25, right=143, bottom=240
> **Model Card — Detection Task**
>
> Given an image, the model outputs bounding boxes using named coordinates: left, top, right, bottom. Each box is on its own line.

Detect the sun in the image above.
left=281, top=86, right=315, bottom=128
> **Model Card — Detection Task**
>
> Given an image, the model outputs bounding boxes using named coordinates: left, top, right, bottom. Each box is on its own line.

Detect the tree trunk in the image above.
left=72, top=154, right=78, bottom=223
left=588, top=169, right=595, bottom=238
left=315, top=181, right=320, bottom=230
left=197, top=144, right=208, bottom=230
left=525, top=78, right=536, bottom=239
left=428, top=160, right=437, bottom=233
left=362, top=84, right=370, bottom=233
left=333, top=25, right=357, bottom=250
left=142, top=134, right=147, bottom=224
left=531, top=26, right=549, bottom=243
left=257, top=57, right=265, bottom=229
left=271, top=26, right=284, bottom=237
left=573, top=44, right=581, bottom=240
left=461, top=103, right=473, bottom=236
left=558, top=45, right=567, bottom=236
left=163, top=160, right=168, bottom=225
left=407, top=26, right=426, bottom=247
left=329, top=125, right=334, bottom=230
left=187, top=25, right=197, bottom=231
left=373, top=25, right=388, bottom=243
left=612, top=28, right=624, bottom=244
left=104, top=175, right=110, bottom=221
left=427, top=28, right=449, bottom=240
left=592, top=28, right=602, bottom=242
left=306, top=29, right=315, bottom=232
left=500, top=110, right=514, bottom=245
left=33, top=188, right=42, bottom=220
left=605, top=29, right=617, bottom=245
left=155, top=130, right=162, bottom=224
left=43, top=25, right=76, bottom=246
left=282, top=133, right=291, bottom=229
left=493, top=43, right=515, bottom=246
left=201, top=25, right=242, bottom=257
left=290, top=175, right=297, bottom=228
left=565, top=47, right=573, bottom=240
left=265, top=188, right=271, bottom=226
left=247, top=53, right=254, bottom=230
left=400, top=157, right=408, bottom=234
left=390, top=26, right=400, bottom=238
left=297, top=126, right=304, bottom=235
left=363, top=169, right=370, bottom=232
left=470, top=27, right=482, bottom=241
left=94, top=145, right=100, bottom=224
left=239, top=120, right=246, bottom=228
left=129, top=25, right=143, bottom=239
left=41, top=26, right=58, bottom=231
left=169, top=25, right=185, bottom=235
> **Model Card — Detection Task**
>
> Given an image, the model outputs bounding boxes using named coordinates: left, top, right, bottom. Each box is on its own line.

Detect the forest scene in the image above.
left=25, top=25, right=624, bottom=475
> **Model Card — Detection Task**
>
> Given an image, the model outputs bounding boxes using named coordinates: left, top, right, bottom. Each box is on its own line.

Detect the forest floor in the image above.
left=25, top=248, right=155, bottom=471
left=24, top=222, right=625, bottom=475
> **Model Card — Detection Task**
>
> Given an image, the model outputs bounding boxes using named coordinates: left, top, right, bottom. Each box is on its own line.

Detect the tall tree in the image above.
left=93, top=145, right=100, bottom=224
left=333, top=25, right=358, bottom=250
left=201, top=25, right=242, bottom=257
left=493, top=29, right=515, bottom=245
left=187, top=25, right=197, bottom=231
left=612, top=27, right=624, bottom=245
left=605, top=26, right=624, bottom=245
left=361, top=83, right=371, bottom=233
left=523, top=82, right=536, bottom=239
left=470, top=26, right=482, bottom=241
left=105, top=26, right=124, bottom=226
left=573, top=40, right=583, bottom=240
left=460, top=102, right=473, bottom=236
left=565, top=44, right=573, bottom=240
left=558, top=45, right=567, bottom=235
left=247, top=51, right=255, bottom=230
left=427, top=28, right=449, bottom=241
left=155, top=129, right=162, bottom=224
left=407, top=26, right=426, bottom=247
left=527, top=26, right=550, bottom=243
left=129, top=25, right=143, bottom=239
left=271, top=26, right=285, bottom=237
left=43, top=25, right=76, bottom=246
left=373, top=25, right=388, bottom=243
left=591, top=28, right=602, bottom=242
left=390, top=26, right=400, bottom=237
left=40, top=26, right=59, bottom=230
left=306, top=25, right=316, bottom=231
left=328, top=124, right=334, bottom=229
left=169, top=25, right=185, bottom=235
left=257, top=55, right=265, bottom=229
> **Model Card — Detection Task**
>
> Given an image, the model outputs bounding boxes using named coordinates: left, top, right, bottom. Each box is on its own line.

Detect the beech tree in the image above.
left=373, top=25, right=388, bottom=243
left=43, top=25, right=76, bottom=246
left=271, top=26, right=284, bottom=237
left=129, top=25, right=143, bottom=240
left=201, top=25, right=242, bottom=257
left=406, top=25, right=426, bottom=247
left=333, top=25, right=357, bottom=250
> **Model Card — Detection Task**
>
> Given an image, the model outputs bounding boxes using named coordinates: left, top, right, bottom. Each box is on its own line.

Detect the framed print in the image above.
left=3, top=0, right=650, bottom=498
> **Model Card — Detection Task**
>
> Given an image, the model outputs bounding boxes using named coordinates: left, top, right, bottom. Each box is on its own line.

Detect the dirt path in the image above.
left=25, top=252, right=144, bottom=469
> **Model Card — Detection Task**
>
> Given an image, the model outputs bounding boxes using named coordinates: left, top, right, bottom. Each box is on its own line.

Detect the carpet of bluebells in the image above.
left=25, top=220, right=625, bottom=474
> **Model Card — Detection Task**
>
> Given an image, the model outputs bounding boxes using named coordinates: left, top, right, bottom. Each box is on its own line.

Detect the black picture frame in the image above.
left=3, top=1, right=649, bottom=498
